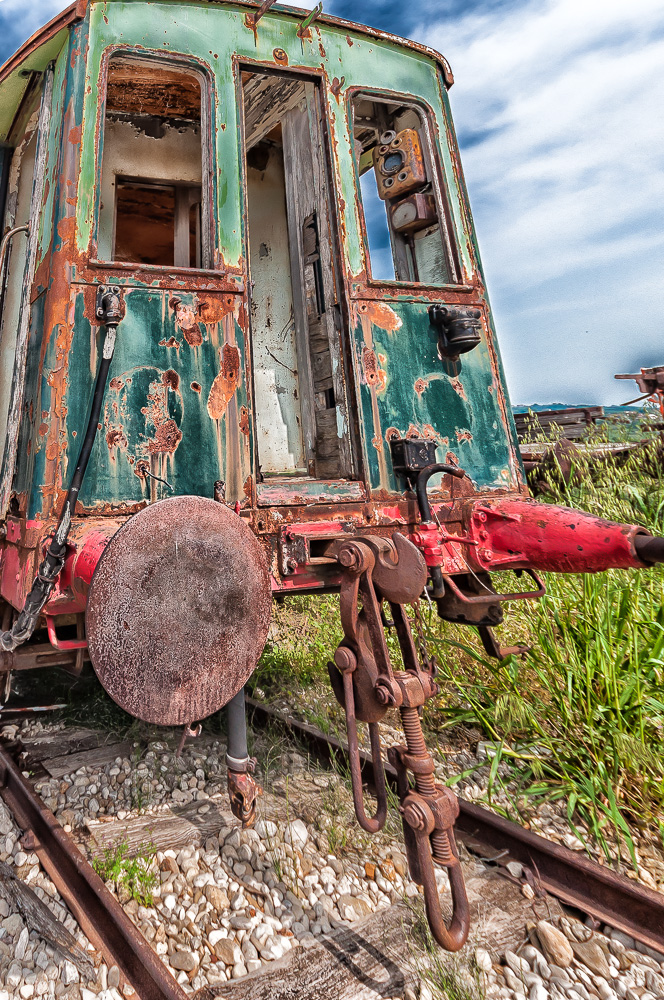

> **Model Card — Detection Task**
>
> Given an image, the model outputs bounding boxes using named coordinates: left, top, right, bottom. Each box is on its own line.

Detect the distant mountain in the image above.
left=512, top=403, right=644, bottom=414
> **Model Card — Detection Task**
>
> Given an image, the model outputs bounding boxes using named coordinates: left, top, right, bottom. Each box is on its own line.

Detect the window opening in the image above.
left=242, top=71, right=352, bottom=481
left=99, top=56, right=207, bottom=268
left=351, top=96, right=457, bottom=285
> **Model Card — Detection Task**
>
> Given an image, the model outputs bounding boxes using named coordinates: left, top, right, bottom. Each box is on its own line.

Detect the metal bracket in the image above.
left=278, top=529, right=309, bottom=576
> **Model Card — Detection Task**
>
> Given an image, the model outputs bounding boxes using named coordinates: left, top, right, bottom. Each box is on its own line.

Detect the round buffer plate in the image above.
left=86, top=496, right=271, bottom=726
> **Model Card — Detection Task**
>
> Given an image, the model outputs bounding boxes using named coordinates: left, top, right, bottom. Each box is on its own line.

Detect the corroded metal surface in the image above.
left=86, top=496, right=271, bottom=725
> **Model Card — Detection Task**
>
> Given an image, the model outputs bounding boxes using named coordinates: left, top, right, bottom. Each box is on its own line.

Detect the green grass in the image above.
left=92, top=838, right=157, bottom=906
left=425, top=433, right=664, bottom=867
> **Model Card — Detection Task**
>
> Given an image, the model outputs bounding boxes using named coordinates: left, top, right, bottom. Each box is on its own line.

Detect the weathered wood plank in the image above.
left=19, top=727, right=122, bottom=761
left=88, top=797, right=235, bottom=856
left=0, top=860, right=95, bottom=977
left=193, top=902, right=416, bottom=1000
left=41, top=740, right=135, bottom=779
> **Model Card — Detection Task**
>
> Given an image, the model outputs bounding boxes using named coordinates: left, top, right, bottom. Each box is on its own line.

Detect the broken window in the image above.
left=351, top=95, right=457, bottom=285
left=242, top=71, right=353, bottom=484
left=99, top=55, right=208, bottom=268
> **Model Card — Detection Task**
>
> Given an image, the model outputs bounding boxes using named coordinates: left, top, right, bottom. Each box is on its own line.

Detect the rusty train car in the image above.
left=1, top=0, right=663, bottom=951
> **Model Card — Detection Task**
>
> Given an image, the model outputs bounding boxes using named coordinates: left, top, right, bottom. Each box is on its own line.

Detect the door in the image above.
left=242, top=71, right=360, bottom=504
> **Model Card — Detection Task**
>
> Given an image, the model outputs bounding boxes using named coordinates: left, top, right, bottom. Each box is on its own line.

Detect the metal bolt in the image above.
left=401, top=800, right=429, bottom=831
left=375, top=684, right=394, bottom=707
left=286, top=557, right=298, bottom=572
left=334, top=646, right=356, bottom=673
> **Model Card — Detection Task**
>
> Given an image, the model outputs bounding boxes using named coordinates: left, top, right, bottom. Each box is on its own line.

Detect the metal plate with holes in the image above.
left=86, top=496, right=271, bottom=725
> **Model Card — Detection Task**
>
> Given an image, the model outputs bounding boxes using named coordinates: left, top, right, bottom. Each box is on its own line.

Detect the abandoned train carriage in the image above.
left=2, top=0, right=663, bottom=952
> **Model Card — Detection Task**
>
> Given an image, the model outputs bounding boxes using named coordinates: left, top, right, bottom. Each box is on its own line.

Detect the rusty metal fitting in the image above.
left=428, top=784, right=460, bottom=832
left=375, top=678, right=402, bottom=707
left=401, top=792, right=435, bottom=835
left=335, top=540, right=372, bottom=573
left=393, top=670, right=430, bottom=708
left=395, top=748, right=436, bottom=776
left=333, top=645, right=357, bottom=674
left=227, top=764, right=261, bottom=829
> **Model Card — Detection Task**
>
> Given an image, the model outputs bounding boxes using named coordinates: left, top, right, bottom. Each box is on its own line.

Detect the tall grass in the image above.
left=426, top=433, right=664, bottom=865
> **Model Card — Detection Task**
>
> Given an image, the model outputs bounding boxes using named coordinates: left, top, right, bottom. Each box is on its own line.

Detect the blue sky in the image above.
left=1, top=0, right=663, bottom=405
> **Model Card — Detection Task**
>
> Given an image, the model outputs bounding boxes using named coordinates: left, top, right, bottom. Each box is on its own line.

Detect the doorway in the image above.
left=242, top=71, right=353, bottom=485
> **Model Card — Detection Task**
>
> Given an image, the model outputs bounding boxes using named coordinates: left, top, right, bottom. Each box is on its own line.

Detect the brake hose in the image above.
left=1, top=287, right=121, bottom=652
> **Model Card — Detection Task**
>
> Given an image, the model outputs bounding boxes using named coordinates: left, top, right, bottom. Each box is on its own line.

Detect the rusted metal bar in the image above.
left=245, top=0, right=278, bottom=28
left=0, top=744, right=188, bottom=1000
left=245, top=698, right=664, bottom=954
left=297, top=3, right=323, bottom=37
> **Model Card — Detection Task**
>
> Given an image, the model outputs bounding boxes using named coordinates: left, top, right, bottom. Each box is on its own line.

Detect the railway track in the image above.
left=0, top=699, right=662, bottom=1000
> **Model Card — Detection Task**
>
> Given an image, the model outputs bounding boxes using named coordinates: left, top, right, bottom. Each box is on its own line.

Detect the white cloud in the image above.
left=415, top=0, right=664, bottom=402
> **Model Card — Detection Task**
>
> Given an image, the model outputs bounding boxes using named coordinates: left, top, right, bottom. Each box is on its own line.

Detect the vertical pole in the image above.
left=226, top=686, right=249, bottom=767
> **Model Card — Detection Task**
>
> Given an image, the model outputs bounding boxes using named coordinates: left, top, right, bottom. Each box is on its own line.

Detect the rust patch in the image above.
left=359, top=300, right=402, bottom=332
left=455, top=429, right=473, bottom=444
left=330, top=76, right=345, bottom=99
left=159, top=337, right=180, bottom=349
left=109, top=376, right=124, bottom=391
left=196, top=295, right=236, bottom=325
left=422, top=425, right=440, bottom=441
left=38, top=422, right=49, bottom=437
left=190, top=381, right=202, bottom=393
left=149, top=419, right=182, bottom=455
left=162, top=369, right=179, bottom=392
left=385, top=427, right=402, bottom=442
left=362, top=347, right=387, bottom=392
left=207, top=343, right=241, bottom=419
left=68, top=125, right=81, bottom=145
left=239, top=405, right=250, bottom=436
left=345, top=34, right=354, bottom=46
left=414, top=378, right=427, bottom=396
left=170, top=298, right=203, bottom=346
left=450, top=377, right=467, bottom=400
left=106, top=426, right=127, bottom=453
left=372, top=434, right=383, bottom=452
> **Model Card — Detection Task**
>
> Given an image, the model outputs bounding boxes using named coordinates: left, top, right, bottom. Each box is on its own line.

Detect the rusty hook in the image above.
left=332, top=649, right=388, bottom=833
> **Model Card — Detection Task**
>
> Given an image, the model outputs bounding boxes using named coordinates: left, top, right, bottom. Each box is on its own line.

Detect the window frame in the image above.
left=92, top=46, right=216, bottom=273
left=347, top=87, right=461, bottom=289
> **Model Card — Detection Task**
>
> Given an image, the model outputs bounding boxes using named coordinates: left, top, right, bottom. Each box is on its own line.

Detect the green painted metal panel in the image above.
left=13, top=0, right=525, bottom=515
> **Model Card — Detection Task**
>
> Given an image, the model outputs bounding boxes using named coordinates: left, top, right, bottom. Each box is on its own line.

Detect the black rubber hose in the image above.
left=1, top=321, right=119, bottom=653
left=634, top=534, right=664, bottom=565
left=226, top=687, right=249, bottom=769
left=415, top=463, right=465, bottom=523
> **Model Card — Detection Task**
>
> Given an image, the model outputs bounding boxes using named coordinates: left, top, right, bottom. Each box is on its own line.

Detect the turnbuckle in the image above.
left=328, top=533, right=470, bottom=952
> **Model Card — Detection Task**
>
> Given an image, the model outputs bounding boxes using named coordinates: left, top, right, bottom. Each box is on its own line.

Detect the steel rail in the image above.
left=245, top=697, right=664, bottom=955
left=0, top=744, right=188, bottom=1000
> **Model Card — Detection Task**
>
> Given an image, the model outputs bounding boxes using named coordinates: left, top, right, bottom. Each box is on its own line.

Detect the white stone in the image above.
left=15, top=926, right=29, bottom=961
left=283, top=820, right=308, bottom=850
left=61, top=961, right=79, bottom=985
left=476, top=948, right=493, bottom=972
left=506, top=951, right=531, bottom=977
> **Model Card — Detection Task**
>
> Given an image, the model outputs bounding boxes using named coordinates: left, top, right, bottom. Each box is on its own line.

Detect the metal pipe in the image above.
left=226, top=686, right=249, bottom=767
left=0, top=224, right=29, bottom=279
left=634, top=533, right=664, bottom=565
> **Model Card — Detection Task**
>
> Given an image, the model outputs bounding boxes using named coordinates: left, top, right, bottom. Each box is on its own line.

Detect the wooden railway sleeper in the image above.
left=328, top=533, right=470, bottom=951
